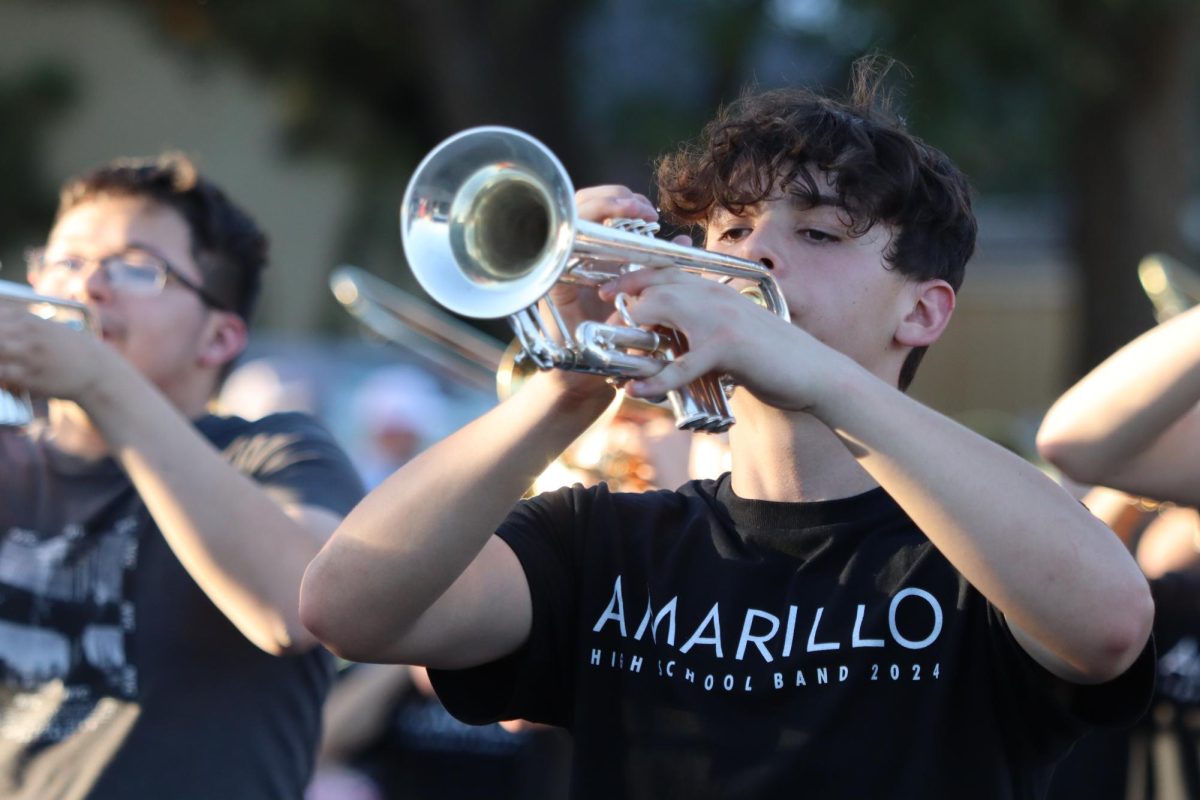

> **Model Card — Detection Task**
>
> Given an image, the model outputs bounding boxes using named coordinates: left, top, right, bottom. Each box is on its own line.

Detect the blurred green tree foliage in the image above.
left=0, top=63, right=77, bottom=279
left=841, top=0, right=1200, bottom=374
left=101, top=0, right=594, bottom=333
left=104, top=0, right=787, bottom=333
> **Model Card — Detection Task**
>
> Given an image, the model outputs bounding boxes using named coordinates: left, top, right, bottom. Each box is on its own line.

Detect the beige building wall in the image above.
left=0, top=1, right=355, bottom=332
left=912, top=239, right=1079, bottom=450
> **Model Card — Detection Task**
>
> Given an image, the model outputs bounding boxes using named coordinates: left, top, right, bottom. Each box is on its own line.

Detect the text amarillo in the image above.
left=586, top=575, right=945, bottom=691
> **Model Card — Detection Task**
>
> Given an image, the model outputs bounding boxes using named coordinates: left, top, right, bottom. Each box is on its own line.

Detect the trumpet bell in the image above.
left=401, top=127, right=577, bottom=319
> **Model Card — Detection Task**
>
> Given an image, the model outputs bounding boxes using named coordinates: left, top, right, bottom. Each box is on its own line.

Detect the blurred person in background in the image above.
left=218, top=357, right=318, bottom=422
left=308, top=658, right=572, bottom=800
left=350, top=365, right=449, bottom=490
left=1040, top=301, right=1200, bottom=799
left=0, top=153, right=363, bottom=800
left=307, top=363, right=571, bottom=800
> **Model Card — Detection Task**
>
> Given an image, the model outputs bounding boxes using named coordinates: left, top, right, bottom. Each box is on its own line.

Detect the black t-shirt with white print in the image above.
left=0, top=412, right=365, bottom=800
left=431, top=475, right=1154, bottom=800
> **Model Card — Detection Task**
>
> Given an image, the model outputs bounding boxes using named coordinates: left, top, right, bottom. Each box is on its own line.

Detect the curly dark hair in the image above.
left=56, top=152, right=268, bottom=324
left=656, top=59, right=976, bottom=390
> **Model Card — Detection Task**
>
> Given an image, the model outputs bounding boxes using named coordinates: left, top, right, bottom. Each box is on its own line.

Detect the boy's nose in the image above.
left=79, top=259, right=115, bottom=303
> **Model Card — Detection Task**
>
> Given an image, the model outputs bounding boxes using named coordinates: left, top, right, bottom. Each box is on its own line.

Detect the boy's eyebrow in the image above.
left=45, top=240, right=170, bottom=259
left=707, top=192, right=847, bottom=221
left=788, top=192, right=844, bottom=210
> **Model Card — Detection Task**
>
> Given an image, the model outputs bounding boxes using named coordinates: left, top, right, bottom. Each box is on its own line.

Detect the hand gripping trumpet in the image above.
left=0, top=279, right=91, bottom=426
left=400, top=126, right=789, bottom=432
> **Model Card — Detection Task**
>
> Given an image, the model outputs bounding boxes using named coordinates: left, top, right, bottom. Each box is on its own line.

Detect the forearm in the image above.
left=1038, top=305, right=1200, bottom=485
left=318, top=664, right=413, bottom=763
left=1080, top=486, right=1153, bottom=548
left=79, top=361, right=328, bottom=654
left=817, top=365, right=1153, bottom=682
left=301, top=371, right=612, bottom=659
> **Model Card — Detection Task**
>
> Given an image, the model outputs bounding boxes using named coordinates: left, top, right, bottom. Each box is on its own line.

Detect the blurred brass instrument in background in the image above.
left=1138, top=252, right=1200, bottom=322
left=399, top=126, right=789, bottom=433
left=331, top=264, right=508, bottom=396
left=0, top=280, right=90, bottom=427
left=329, top=264, right=673, bottom=491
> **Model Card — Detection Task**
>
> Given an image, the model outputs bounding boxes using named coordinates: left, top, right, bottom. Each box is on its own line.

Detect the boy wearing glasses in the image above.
left=303, top=65, right=1155, bottom=798
left=0, top=154, right=363, bottom=800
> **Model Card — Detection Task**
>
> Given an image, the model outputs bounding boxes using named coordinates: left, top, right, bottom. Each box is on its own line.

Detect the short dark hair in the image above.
left=656, top=59, right=976, bottom=390
left=56, top=152, right=268, bottom=324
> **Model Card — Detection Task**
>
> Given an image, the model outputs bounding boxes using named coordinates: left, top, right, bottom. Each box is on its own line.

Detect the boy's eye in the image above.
left=801, top=229, right=839, bottom=243
left=718, top=227, right=750, bottom=242
left=111, top=261, right=161, bottom=285
left=49, top=256, right=86, bottom=272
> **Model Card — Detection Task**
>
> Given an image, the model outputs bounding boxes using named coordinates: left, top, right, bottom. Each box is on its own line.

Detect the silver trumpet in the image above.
left=0, top=279, right=91, bottom=427
left=400, top=126, right=790, bottom=432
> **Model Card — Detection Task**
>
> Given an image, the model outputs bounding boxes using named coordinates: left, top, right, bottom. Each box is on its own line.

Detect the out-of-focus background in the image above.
left=1, top=0, right=1198, bottom=456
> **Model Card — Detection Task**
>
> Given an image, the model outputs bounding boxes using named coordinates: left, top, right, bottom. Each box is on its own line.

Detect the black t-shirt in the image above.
left=0, top=412, right=365, bottom=800
left=431, top=475, right=1154, bottom=800
left=351, top=680, right=572, bottom=800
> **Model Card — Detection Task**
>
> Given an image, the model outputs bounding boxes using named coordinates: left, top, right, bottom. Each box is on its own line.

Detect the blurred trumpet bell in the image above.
left=1138, top=253, right=1200, bottom=322
left=495, top=339, right=541, bottom=401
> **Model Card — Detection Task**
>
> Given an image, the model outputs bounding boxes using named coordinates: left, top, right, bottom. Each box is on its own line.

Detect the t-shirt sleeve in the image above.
left=215, top=412, right=365, bottom=517
left=430, top=484, right=588, bottom=729
left=986, top=600, right=1155, bottom=760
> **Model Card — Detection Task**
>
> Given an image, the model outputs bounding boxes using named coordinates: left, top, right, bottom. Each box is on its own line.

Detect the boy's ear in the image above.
left=197, top=312, right=248, bottom=369
left=895, top=279, right=955, bottom=348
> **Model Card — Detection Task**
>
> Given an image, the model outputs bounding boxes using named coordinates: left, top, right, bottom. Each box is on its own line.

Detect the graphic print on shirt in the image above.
left=586, top=574, right=947, bottom=693
left=0, top=516, right=139, bottom=745
left=1159, top=636, right=1200, bottom=704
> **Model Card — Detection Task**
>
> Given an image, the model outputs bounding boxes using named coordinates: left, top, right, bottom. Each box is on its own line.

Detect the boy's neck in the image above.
left=727, top=397, right=878, bottom=503
left=46, top=400, right=110, bottom=459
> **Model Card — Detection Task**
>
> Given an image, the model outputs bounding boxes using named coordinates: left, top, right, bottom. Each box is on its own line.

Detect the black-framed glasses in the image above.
left=24, top=246, right=230, bottom=312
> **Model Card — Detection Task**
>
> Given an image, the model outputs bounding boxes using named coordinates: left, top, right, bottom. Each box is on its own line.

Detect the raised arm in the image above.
left=84, top=363, right=348, bottom=655
left=605, top=267, right=1153, bottom=685
left=1037, top=303, right=1200, bottom=504
left=0, top=305, right=354, bottom=655
left=300, top=187, right=655, bottom=668
left=817, top=369, right=1152, bottom=685
left=301, top=371, right=611, bottom=667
